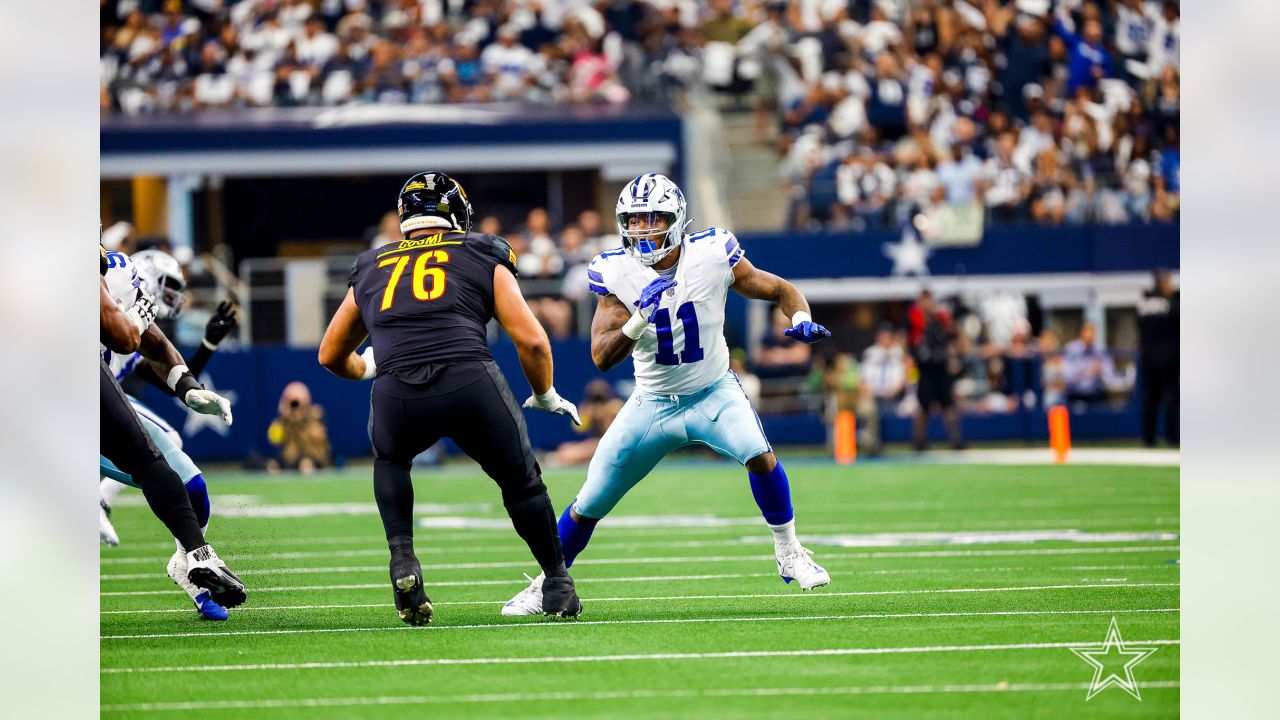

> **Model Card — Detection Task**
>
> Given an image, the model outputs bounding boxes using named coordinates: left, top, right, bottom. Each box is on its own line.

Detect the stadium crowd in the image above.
left=102, top=1, right=1179, bottom=232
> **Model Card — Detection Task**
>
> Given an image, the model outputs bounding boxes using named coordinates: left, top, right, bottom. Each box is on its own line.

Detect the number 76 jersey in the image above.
left=588, top=227, right=745, bottom=396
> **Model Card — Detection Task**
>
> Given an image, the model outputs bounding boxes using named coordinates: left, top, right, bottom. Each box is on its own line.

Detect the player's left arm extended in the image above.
left=319, top=288, right=373, bottom=381
left=730, top=258, right=832, bottom=343
left=135, top=322, right=235, bottom=423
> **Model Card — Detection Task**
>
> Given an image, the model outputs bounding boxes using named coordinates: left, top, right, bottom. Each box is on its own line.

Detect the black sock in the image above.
left=373, top=458, right=415, bottom=540
left=505, top=492, right=567, bottom=577
left=137, top=458, right=206, bottom=551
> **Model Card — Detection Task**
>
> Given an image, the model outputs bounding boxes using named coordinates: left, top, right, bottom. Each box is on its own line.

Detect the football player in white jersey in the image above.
left=503, top=173, right=832, bottom=615
left=100, top=248, right=239, bottom=620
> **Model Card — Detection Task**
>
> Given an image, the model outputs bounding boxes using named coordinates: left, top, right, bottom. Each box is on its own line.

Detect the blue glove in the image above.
left=635, top=275, right=678, bottom=319
left=784, top=319, right=832, bottom=344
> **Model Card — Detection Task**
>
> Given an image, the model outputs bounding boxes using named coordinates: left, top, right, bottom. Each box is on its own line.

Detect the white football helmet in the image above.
left=131, top=249, right=187, bottom=319
left=615, top=173, right=690, bottom=266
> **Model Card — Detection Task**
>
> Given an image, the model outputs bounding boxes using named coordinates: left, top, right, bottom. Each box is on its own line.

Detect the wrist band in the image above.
left=201, top=337, right=218, bottom=351
left=791, top=311, right=812, bottom=327
left=622, top=312, right=649, bottom=340
left=166, top=365, right=190, bottom=391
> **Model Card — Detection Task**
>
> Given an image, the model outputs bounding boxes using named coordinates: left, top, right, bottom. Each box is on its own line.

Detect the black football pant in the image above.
left=370, top=361, right=566, bottom=576
left=1140, top=362, right=1179, bottom=446
left=100, top=360, right=207, bottom=551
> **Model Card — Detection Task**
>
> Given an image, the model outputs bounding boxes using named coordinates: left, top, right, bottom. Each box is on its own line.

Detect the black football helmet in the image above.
left=397, top=171, right=473, bottom=237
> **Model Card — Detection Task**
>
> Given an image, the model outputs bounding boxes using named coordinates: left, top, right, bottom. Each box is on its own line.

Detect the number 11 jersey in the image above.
left=587, top=227, right=745, bottom=396
left=348, top=230, right=517, bottom=374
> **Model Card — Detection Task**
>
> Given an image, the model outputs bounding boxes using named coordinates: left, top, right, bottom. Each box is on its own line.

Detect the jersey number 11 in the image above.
left=653, top=301, right=704, bottom=366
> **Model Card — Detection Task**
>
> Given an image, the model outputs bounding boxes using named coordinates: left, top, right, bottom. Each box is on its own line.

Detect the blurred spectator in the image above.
left=1061, top=321, right=1119, bottom=407
left=730, top=350, right=761, bottom=406
left=515, top=208, right=563, bottom=279
left=477, top=215, right=503, bottom=237
left=754, top=307, right=812, bottom=379
left=1039, top=328, right=1067, bottom=407
left=550, top=380, right=624, bottom=467
left=861, top=323, right=907, bottom=419
left=1137, top=269, right=1179, bottom=446
left=1000, top=320, right=1043, bottom=411
left=367, top=211, right=401, bottom=250
left=907, top=290, right=964, bottom=451
left=266, top=381, right=332, bottom=474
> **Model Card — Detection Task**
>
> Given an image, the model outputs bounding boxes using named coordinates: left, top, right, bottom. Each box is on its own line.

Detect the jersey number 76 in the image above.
left=377, top=250, right=450, bottom=311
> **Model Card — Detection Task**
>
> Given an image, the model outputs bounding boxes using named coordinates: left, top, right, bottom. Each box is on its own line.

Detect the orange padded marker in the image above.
left=1048, top=405, right=1071, bottom=464
left=834, top=410, right=857, bottom=465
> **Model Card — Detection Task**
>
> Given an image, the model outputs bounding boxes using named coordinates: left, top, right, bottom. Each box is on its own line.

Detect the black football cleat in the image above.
left=540, top=572, right=582, bottom=619
left=389, top=540, right=433, bottom=626
left=185, top=544, right=247, bottom=609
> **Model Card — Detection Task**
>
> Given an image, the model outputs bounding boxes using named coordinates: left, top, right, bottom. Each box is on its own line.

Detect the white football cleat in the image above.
left=99, top=499, right=120, bottom=547
left=501, top=572, right=544, bottom=616
left=776, top=543, right=831, bottom=590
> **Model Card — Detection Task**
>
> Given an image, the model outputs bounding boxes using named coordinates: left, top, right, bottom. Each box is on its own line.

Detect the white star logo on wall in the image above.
left=176, top=373, right=236, bottom=437
left=882, top=223, right=932, bottom=276
left=1070, top=616, right=1159, bottom=701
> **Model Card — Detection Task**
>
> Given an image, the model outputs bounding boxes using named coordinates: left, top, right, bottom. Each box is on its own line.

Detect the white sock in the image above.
left=176, top=525, right=209, bottom=554
left=767, top=519, right=798, bottom=548
left=99, top=478, right=126, bottom=505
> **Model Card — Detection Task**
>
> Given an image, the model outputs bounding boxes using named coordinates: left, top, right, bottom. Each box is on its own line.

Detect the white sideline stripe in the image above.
left=100, top=585, right=1176, bottom=638
left=100, top=680, right=1183, bottom=711
left=100, top=638, right=1182, bottom=673
left=116, top=512, right=1179, bottom=551
left=100, top=574, right=769, bottom=597
left=99, top=545, right=1181, bottom=581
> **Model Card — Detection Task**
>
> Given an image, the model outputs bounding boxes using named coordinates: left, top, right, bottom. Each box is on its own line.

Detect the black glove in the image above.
left=204, top=301, right=238, bottom=347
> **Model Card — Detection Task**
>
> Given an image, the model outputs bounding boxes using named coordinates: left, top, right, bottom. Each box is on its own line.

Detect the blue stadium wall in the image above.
left=140, top=223, right=1177, bottom=462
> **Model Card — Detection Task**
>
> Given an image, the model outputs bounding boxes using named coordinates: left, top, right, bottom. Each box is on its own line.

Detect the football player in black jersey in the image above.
left=320, top=172, right=583, bottom=624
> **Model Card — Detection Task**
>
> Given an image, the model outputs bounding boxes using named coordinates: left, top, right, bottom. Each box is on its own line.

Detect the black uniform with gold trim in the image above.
left=352, top=171, right=577, bottom=622
left=350, top=228, right=550, bottom=535
left=348, top=230, right=516, bottom=375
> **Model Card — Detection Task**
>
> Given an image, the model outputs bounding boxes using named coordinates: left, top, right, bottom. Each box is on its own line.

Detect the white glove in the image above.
left=522, top=386, right=582, bottom=426
left=360, top=346, right=377, bottom=380
left=125, top=288, right=159, bottom=334
left=183, top=388, right=233, bottom=425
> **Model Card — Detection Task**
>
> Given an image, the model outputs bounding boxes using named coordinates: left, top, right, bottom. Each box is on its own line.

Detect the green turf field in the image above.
left=100, top=458, right=1179, bottom=718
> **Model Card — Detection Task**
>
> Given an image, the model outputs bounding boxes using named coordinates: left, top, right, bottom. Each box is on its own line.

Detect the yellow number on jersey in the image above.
left=377, top=250, right=450, bottom=311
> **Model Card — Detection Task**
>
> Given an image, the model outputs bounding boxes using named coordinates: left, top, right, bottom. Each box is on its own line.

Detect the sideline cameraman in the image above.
left=266, top=381, right=332, bottom=474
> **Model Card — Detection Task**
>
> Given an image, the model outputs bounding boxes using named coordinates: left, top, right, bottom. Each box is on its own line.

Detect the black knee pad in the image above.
left=503, top=485, right=551, bottom=515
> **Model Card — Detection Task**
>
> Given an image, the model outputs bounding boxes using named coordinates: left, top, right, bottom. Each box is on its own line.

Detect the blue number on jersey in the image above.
left=599, top=248, right=628, bottom=259
left=105, top=251, right=127, bottom=268
left=653, top=301, right=704, bottom=366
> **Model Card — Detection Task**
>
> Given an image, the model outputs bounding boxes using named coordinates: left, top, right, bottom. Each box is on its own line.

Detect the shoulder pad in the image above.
left=482, top=234, right=519, bottom=277
left=586, top=247, right=628, bottom=297
left=347, top=257, right=359, bottom=288
left=687, top=227, right=743, bottom=267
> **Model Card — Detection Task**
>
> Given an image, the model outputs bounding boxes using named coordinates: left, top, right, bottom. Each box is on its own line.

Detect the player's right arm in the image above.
left=100, top=277, right=141, bottom=353
left=589, top=293, right=638, bottom=371
left=493, top=263, right=580, bottom=424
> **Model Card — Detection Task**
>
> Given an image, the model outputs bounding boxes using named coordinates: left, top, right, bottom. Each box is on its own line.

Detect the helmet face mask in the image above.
left=131, top=249, right=187, bottom=319
left=398, top=171, right=473, bottom=236
left=615, top=174, right=689, bottom=266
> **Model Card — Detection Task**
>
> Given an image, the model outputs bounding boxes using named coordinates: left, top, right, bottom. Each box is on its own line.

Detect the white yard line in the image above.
left=101, top=637, right=1182, bottom=673
left=98, top=545, right=1181, bottom=581
left=101, top=680, right=1182, bottom=712
left=100, top=573, right=771, bottom=597
left=100, top=527, right=1181, bottom=565
left=102, top=587, right=1179, bottom=614
left=100, top=584, right=1176, bottom=638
